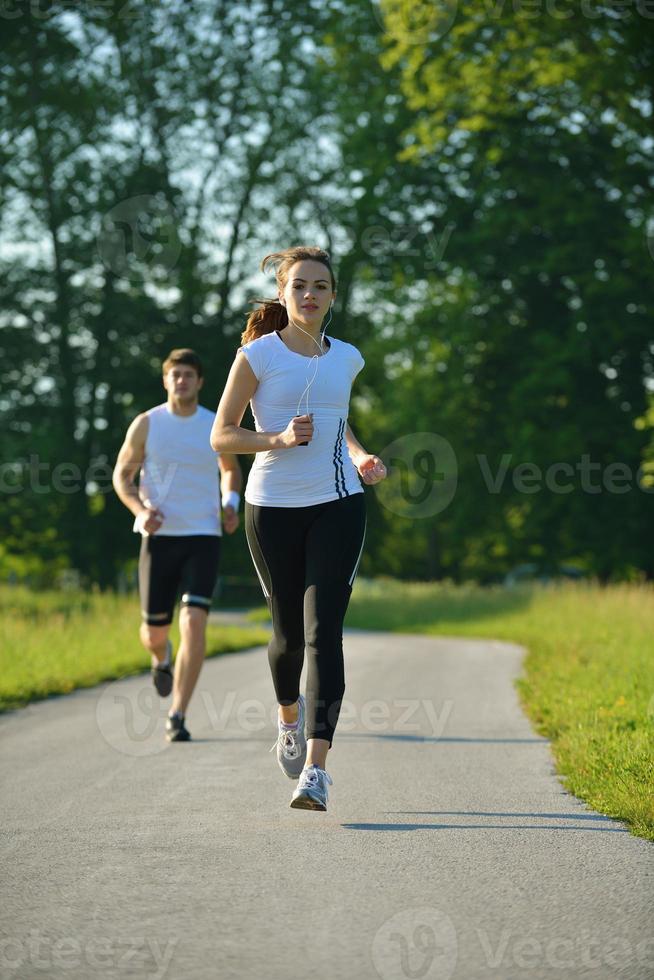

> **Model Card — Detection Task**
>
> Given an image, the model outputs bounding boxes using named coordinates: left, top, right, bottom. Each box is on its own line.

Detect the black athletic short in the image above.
left=138, top=534, right=221, bottom=626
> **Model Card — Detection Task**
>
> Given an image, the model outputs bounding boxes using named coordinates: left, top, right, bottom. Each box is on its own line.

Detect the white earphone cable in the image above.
left=285, top=305, right=333, bottom=418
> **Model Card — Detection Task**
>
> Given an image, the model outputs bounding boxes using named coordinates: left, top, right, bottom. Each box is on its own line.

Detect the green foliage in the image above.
left=364, top=1, right=654, bottom=581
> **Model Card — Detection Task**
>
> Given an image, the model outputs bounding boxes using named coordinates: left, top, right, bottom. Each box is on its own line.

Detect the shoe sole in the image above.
left=290, top=793, right=326, bottom=811
left=165, top=730, right=191, bottom=742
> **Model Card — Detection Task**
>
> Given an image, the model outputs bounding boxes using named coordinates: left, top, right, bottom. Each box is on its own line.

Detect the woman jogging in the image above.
left=210, top=246, right=386, bottom=811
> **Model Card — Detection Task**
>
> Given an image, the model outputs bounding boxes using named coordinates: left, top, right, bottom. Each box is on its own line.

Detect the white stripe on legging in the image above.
left=348, top=518, right=367, bottom=586
left=246, top=534, right=271, bottom=599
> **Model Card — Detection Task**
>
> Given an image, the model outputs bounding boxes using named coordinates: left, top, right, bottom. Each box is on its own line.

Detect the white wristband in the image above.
left=222, top=491, right=240, bottom=511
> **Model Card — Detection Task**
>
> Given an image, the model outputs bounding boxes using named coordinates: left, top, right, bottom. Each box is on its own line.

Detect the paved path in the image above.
left=1, top=631, right=652, bottom=980
left=208, top=609, right=261, bottom=629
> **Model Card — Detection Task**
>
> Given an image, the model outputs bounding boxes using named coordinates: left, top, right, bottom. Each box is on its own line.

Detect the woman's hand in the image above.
left=357, top=454, right=387, bottom=485
left=278, top=414, right=314, bottom=447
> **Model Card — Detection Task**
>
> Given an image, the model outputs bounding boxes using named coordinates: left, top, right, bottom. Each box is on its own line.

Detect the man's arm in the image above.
left=218, top=452, right=242, bottom=534
left=112, top=414, right=163, bottom=534
left=218, top=452, right=242, bottom=498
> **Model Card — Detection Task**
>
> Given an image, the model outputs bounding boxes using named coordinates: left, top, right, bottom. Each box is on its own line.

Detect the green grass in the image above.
left=253, top=577, right=654, bottom=841
left=0, top=586, right=270, bottom=712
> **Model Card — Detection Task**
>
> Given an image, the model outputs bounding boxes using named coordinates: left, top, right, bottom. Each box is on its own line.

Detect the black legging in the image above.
left=245, top=492, right=366, bottom=747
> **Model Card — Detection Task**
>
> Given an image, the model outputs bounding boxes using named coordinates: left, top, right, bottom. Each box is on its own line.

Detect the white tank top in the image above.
left=239, top=330, right=365, bottom=507
left=133, top=403, right=222, bottom=536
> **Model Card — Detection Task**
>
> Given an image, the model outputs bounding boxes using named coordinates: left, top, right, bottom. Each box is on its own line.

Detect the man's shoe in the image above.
left=269, top=694, right=306, bottom=779
left=290, top=764, right=333, bottom=811
left=151, top=640, right=173, bottom=697
left=165, top=711, right=191, bottom=742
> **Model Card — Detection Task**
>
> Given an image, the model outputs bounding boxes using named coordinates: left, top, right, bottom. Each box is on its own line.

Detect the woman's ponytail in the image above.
left=240, top=297, right=287, bottom=347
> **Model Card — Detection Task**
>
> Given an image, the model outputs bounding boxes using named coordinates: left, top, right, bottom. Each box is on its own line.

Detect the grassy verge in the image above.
left=252, top=578, right=654, bottom=841
left=0, top=586, right=270, bottom=713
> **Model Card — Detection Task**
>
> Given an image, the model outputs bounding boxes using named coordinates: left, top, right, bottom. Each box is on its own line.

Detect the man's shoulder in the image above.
left=142, top=403, right=167, bottom=418
left=195, top=405, right=220, bottom=445
left=127, top=409, right=152, bottom=436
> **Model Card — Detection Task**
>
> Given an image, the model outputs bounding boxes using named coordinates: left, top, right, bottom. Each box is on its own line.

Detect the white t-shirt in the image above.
left=133, top=403, right=222, bottom=536
left=239, top=329, right=365, bottom=507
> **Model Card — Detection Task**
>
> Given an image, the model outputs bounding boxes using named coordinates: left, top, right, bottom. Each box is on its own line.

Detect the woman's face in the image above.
left=279, top=260, right=336, bottom=328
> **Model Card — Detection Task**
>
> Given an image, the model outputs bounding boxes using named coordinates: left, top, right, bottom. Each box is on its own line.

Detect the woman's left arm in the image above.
left=345, top=423, right=387, bottom=485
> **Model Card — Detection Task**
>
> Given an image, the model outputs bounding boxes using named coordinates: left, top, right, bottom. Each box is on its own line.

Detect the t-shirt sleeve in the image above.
left=237, top=340, right=264, bottom=381
left=351, top=347, right=365, bottom=381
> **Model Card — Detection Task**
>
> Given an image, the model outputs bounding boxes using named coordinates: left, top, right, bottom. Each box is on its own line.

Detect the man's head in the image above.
left=162, top=348, right=204, bottom=405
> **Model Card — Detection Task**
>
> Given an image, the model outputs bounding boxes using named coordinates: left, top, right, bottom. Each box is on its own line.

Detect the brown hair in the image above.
left=162, top=348, right=203, bottom=378
left=240, top=246, right=336, bottom=346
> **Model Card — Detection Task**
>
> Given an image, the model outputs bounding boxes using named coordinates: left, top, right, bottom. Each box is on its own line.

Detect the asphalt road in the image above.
left=1, top=629, right=652, bottom=980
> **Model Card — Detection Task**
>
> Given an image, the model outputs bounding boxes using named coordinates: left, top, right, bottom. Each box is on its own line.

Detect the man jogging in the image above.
left=113, top=348, right=241, bottom=742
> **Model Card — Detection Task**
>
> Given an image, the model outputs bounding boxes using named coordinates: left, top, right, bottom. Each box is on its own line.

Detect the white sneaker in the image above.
left=290, top=764, right=333, bottom=811
left=269, top=694, right=307, bottom=779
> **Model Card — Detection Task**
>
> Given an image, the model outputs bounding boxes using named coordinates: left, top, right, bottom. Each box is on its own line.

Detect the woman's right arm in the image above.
left=210, top=350, right=313, bottom=453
